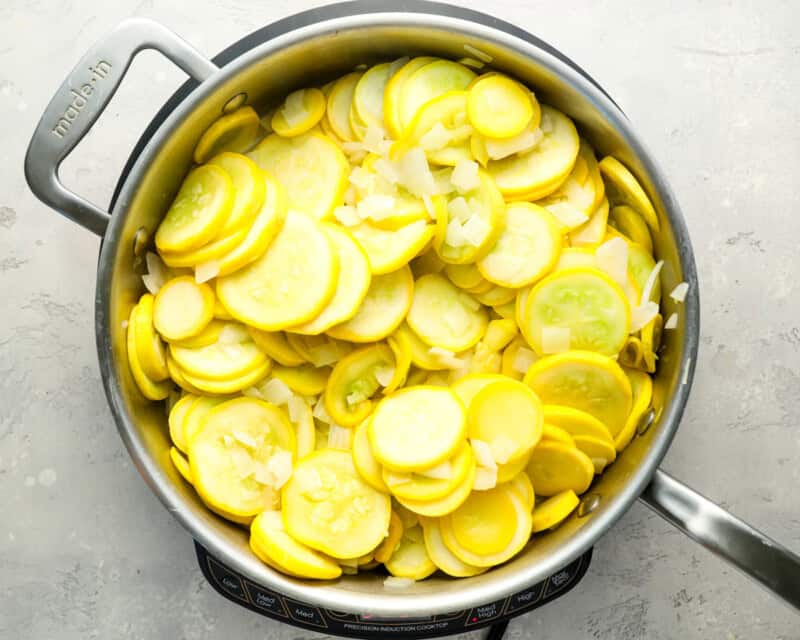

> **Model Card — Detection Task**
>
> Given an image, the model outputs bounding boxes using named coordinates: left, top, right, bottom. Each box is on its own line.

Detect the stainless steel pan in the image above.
left=24, top=0, right=800, bottom=616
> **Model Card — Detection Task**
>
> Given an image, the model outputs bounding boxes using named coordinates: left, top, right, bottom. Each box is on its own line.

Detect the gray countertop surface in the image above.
left=1, top=1, right=798, bottom=638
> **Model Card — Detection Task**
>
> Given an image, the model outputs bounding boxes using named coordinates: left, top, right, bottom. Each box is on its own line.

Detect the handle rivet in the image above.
left=577, top=494, right=601, bottom=517
left=223, top=92, right=248, bottom=113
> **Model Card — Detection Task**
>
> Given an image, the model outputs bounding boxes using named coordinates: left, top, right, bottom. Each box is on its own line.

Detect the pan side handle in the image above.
left=24, top=18, right=218, bottom=236
left=641, top=468, right=800, bottom=611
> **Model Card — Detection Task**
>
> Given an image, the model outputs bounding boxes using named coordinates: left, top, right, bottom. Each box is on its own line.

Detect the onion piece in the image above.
left=461, top=214, right=490, bottom=247
left=630, top=301, right=660, bottom=333
left=512, top=347, right=538, bottom=374
left=472, top=465, right=498, bottom=490
left=281, top=90, right=309, bottom=127
left=333, top=205, right=361, bottom=227
left=489, top=435, right=517, bottom=465
left=640, top=260, right=664, bottom=305
left=418, top=460, right=453, bottom=480
left=664, top=312, right=678, bottom=330
left=384, top=576, right=415, bottom=589
left=670, top=282, right=689, bottom=303
left=462, top=43, right=493, bottom=63
left=260, top=378, right=293, bottom=406
left=233, top=430, right=257, bottom=449
left=313, top=396, right=333, bottom=423
left=541, top=326, right=571, bottom=354
left=450, top=159, right=480, bottom=193
left=470, top=439, right=497, bottom=469
left=595, top=237, right=629, bottom=290
left=327, top=423, right=353, bottom=450
left=287, top=395, right=307, bottom=423
left=374, top=365, right=395, bottom=388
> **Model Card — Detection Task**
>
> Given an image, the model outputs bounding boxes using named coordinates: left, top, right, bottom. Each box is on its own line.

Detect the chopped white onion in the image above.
left=145, top=251, right=170, bottom=285
left=287, top=395, right=308, bottom=423
left=357, top=194, right=396, bottom=221
left=485, top=129, right=542, bottom=160
left=233, top=430, right=257, bottom=449
left=346, top=391, right=367, bottom=407
left=419, top=122, right=452, bottom=152
left=342, top=141, right=365, bottom=154
left=348, top=166, right=373, bottom=190
left=447, top=196, right=472, bottom=222
left=308, top=341, right=349, bottom=367
left=664, top=312, right=678, bottom=330
left=333, top=205, right=361, bottom=227
left=544, top=200, right=589, bottom=228
left=363, top=125, right=391, bottom=156
left=595, top=237, right=629, bottom=289
left=418, top=460, right=453, bottom=480
left=396, top=147, right=437, bottom=197
left=640, top=260, right=664, bottom=306
left=541, top=326, right=571, bottom=354
left=373, top=158, right=399, bottom=184
left=512, top=347, right=538, bottom=374
left=260, top=378, right=293, bottom=406
left=222, top=434, right=235, bottom=447
left=231, top=447, right=255, bottom=479
left=384, top=576, right=415, bottom=589
left=630, top=301, right=660, bottom=333
left=256, top=449, right=293, bottom=489
left=461, top=214, right=490, bottom=247
left=470, top=439, right=497, bottom=469
left=327, top=423, right=353, bottom=450
left=313, top=396, right=333, bottom=423
left=422, top=194, right=435, bottom=216
left=489, top=435, right=518, bottom=465
left=445, top=218, right=468, bottom=247
left=281, top=89, right=309, bottom=127
left=242, top=386, right=264, bottom=400
left=450, top=159, right=480, bottom=193
left=472, top=465, right=498, bottom=490
left=141, top=273, right=161, bottom=295
left=374, top=365, right=395, bottom=388
left=429, top=346, right=465, bottom=369
left=670, top=282, right=689, bottom=303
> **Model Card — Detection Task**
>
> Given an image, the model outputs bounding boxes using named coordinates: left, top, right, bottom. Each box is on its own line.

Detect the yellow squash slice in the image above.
left=440, top=486, right=532, bottom=567
left=282, top=449, right=391, bottom=559
left=614, top=368, right=653, bottom=451
left=396, top=59, right=476, bottom=137
left=170, top=446, right=193, bottom=485
left=153, top=276, right=215, bottom=341
left=599, top=156, right=659, bottom=231
left=291, top=225, right=371, bottom=334
left=249, top=132, right=349, bottom=220
left=407, top=274, right=488, bottom=352
left=383, top=443, right=474, bottom=502
left=522, top=267, right=630, bottom=356
left=524, top=351, right=632, bottom=437
left=385, top=525, right=437, bottom=580
left=422, top=517, right=485, bottom=577
left=468, top=75, right=533, bottom=139
left=168, top=394, right=197, bottom=453
left=526, top=441, right=594, bottom=497
left=369, top=386, right=466, bottom=472
left=374, top=510, right=404, bottom=564
left=207, top=152, right=267, bottom=236
left=610, top=205, right=653, bottom=253
left=327, top=266, right=413, bottom=342
left=189, top=397, right=296, bottom=518
left=170, top=337, right=268, bottom=381
left=507, top=470, right=535, bottom=511
left=127, top=306, right=172, bottom=401
left=248, top=328, right=306, bottom=366
left=272, top=88, right=327, bottom=138
left=353, top=62, right=392, bottom=131
left=349, top=221, right=435, bottom=275
left=401, top=91, right=473, bottom=166
left=183, top=395, right=228, bottom=445
left=468, top=379, right=544, bottom=464
left=250, top=511, right=342, bottom=580
left=352, top=418, right=389, bottom=492
left=395, top=458, right=476, bottom=517
left=488, top=105, right=579, bottom=200
left=384, top=57, right=437, bottom=138
left=531, top=489, right=579, bottom=532
left=327, top=72, right=362, bottom=141
left=155, top=164, right=234, bottom=253
left=216, top=210, right=338, bottom=330
left=573, top=434, right=617, bottom=474
left=132, top=294, right=169, bottom=381
left=193, top=106, right=261, bottom=164
left=325, top=344, right=395, bottom=427
left=477, top=202, right=561, bottom=288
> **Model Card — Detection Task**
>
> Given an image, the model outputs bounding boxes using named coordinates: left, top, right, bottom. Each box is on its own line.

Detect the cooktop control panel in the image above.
left=195, top=542, right=591, bottom=638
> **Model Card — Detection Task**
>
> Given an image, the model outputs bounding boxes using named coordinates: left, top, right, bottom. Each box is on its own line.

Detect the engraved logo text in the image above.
left=51, top=60, right=111, bottom=138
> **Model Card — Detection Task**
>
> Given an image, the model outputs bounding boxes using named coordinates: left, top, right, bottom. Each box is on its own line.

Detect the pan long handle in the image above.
left=640, top=468, right=800, bottom=611
left=24, top=18, right=218, bottom=236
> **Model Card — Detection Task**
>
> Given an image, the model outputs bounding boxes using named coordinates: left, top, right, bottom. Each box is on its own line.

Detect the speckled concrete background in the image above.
left=1, top=1, right=798, bottom=638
